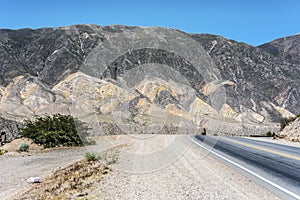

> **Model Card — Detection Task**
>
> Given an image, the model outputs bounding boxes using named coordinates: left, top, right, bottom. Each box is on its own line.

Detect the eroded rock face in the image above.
left=192, top=34, right=300, bottom=121
left=0, top=25, right=299, bottom=137
left=278, top=118, right=300, bottom=142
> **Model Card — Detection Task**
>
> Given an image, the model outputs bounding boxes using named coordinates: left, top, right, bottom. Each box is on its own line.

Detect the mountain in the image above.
left=259, top=34, right=300, bottom=65
left=258, top=34, right=300, bottom=114
left=193, top=34, right=300, bottom=122
left=0, top=24, right=299, bottom=138
left=0, top=25, right=101, bottom=86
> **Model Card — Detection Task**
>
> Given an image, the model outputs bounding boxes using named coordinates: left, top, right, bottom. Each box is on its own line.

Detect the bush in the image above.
left=84, top=152, right=99, bottom=161
left=0, top=149, right=6, bottom=155
left=20, top=114, right=92, bottom=148
left=18, top=143, right=30, bottom=152
left=262, top=131, right=275, bottom=137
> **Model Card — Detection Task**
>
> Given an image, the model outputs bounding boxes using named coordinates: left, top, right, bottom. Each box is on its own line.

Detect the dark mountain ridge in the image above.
left=0, top=24, right=299, bottom=137
left=192, top=33, right=300, bottom=120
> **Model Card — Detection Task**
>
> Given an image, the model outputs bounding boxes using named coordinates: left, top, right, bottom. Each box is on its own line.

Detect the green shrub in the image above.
left=84, top=152, right=99, bottom=161
left=20, top=114, right=92, bottom=148
left=18, top=143, right=30, bottom=152
left=0, top=149, right=6, bottom=155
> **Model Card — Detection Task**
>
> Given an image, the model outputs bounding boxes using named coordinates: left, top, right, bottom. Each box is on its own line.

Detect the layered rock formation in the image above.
left=0, top=25, right=299, bottom=137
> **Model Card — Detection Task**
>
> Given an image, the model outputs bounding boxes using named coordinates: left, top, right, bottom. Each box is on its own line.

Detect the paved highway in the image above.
left=189, top=135, right=300, bottom=200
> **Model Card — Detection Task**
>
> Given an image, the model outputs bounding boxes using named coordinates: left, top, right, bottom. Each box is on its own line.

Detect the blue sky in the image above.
left=0, top=0, right=299, bottom=45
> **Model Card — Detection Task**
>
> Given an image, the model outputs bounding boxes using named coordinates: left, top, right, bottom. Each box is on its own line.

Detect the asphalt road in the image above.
left=190, top=135, right=300, bottom=200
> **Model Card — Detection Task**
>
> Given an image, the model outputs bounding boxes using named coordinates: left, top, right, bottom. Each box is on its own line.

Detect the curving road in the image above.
left=189, top=135, right=300, bottom=200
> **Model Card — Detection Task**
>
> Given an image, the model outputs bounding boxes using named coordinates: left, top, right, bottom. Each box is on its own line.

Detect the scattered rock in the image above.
left=27, top=177, right=42, bottom=184
left=74, top=191, right=88, bottom=197
left=277, top=118, right=300, bottom=142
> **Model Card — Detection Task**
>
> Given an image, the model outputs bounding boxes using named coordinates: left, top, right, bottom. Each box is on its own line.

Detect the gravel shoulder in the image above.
left=2, top=135, right=280, bottom=199
left=83, top=135, right=280, bottom=199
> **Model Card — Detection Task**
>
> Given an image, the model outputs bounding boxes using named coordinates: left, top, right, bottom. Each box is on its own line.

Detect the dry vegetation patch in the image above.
left=18, top=160, right=110, bottom=200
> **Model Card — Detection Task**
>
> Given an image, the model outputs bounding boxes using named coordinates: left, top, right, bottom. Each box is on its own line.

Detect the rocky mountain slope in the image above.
left=277, top=117, right=300, bottom=142
left=259, top=33, right=300, bottom=65
left=193, top=34, right=299, bottom=122
left=258, top=34, right=300, bottom=114
left=0, top=25, right=299, bottom=137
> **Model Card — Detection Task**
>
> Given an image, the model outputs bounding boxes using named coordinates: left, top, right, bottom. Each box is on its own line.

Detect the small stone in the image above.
left=74, top=192, right=88, bottom=197
left=27, top=177, right=42, bottom=183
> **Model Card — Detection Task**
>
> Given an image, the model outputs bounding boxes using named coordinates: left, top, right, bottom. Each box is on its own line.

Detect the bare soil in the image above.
left=2, top=135, right=281, bottom=200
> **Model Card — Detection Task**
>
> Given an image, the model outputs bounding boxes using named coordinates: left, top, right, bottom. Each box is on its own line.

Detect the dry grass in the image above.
left=18, top=159, right=110, bottom=200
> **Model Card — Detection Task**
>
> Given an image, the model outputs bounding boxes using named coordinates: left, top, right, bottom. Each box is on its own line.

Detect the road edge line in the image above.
left=187, top=135, right=300, bottom=200
left=222, top=137, right=300, bottom=161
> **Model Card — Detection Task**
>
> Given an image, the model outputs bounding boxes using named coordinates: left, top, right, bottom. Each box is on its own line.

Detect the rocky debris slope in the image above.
left=0, top=25, right=299, bottom=136
left=277, top=118, right=300, bottom=142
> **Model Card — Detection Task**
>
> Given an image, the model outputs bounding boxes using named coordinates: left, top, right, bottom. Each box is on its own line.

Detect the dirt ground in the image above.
left=1, top=135, right=281, bottom=200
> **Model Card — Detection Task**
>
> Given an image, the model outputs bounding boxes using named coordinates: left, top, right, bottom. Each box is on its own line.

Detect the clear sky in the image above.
left=0, top=0, right=299, bottom=45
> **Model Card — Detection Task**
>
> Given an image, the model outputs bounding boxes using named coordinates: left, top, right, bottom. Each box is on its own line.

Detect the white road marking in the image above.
left=188, top=135, right=300, bottom=200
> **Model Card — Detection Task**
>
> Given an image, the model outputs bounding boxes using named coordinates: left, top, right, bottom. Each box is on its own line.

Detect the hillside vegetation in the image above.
left=20, top=114, right=93, bottom=148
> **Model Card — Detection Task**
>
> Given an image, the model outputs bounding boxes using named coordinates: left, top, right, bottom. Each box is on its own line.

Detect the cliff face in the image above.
left=0, top=24, right=299, bottom=136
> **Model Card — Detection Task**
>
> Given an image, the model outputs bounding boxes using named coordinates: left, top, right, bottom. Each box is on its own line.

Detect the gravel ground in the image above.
left=1, top=135, right=281, bottom=199
left=84, top=135, right=281, bottom=199
left=0, top=147, right=87, bottom=199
